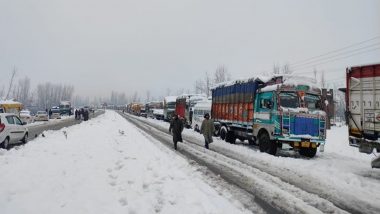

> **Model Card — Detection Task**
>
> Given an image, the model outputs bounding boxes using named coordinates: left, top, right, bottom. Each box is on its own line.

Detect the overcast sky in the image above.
left=1, top=0, right=379, bottom=99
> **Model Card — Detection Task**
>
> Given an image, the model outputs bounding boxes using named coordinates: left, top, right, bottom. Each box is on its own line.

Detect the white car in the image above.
left=20, top=110, right=33, bottom=124
left=34, top=111, right=49, bottom=121
left=0, top=113, right=29, bottom=149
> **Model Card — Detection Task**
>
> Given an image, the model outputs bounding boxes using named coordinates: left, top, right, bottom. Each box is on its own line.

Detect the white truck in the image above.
left=344, top=63, right=380, bottom=168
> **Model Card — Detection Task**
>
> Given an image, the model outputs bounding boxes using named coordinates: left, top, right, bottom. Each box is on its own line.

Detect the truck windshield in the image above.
left=167, top=102, right=176, bottom=109
left=305, top=94, right=320, bottom=110
left=279, top=92, right=299, bottom=108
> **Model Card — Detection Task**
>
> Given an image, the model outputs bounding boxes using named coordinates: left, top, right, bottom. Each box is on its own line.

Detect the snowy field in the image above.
left=130, top=114, right=380, bottom=213
left=0, top=111, right=250, bottom=214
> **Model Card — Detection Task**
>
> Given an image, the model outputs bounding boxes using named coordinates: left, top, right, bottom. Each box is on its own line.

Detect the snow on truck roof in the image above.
left=261, top=75, right=320, bottom=92
left=0, top=100, right=22, bottom=105
left=176, top=94, right=207, bottom=100
left=211, top=74, right=274, bottom=89
left=164, top=96, right=178, bottom=102
left=212, top=74, right=320, bottom=92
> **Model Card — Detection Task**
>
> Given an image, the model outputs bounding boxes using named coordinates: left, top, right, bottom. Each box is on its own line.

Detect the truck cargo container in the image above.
left=211, top=75, right=326, bottom=157
left=175, top=94, right=207, bottom=128
left=343, top=63, right=380, bottom=167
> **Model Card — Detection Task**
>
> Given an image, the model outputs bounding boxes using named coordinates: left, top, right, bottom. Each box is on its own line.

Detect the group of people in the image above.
left=169, top=113, right=214, bottom=150
left=74, top=108, right=89, bottom=121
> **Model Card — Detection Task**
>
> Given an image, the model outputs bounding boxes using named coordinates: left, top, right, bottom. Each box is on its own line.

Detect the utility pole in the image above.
left=5, top=67, right=16, bottom=100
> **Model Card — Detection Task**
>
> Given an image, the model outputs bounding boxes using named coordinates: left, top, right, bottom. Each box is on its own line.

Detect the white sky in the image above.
left=1, top=0, right=379, bottom=99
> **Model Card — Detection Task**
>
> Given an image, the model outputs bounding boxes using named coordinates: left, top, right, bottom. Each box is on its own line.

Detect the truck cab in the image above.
left=253, top=84, right=326, bottom=157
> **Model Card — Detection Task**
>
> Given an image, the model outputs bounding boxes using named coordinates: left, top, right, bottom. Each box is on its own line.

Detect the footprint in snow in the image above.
left=109, top=181, right=117, bottom=186
left=109, top=174, right=118, bottom=179
left=119, top=197, right=128, bottom=206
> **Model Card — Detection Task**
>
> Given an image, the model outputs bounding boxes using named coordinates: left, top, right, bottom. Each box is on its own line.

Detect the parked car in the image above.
left=20, top=110, right=33, bottom=124
left=50, top=107, right=61, bottom=119
left=34, top=111, right=49, bottom=121
left=0, top=113, right=29, bottom=149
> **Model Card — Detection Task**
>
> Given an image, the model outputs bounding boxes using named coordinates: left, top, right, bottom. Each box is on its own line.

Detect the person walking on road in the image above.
left=169, top=114, right=184, bottom=150
left=200, top=113, right=214, bottom=149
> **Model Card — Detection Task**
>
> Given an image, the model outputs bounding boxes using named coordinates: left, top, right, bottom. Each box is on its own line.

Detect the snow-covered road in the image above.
left=0, top=111, right=251, bottom=214
left=124, top=112, right=380, bottom=214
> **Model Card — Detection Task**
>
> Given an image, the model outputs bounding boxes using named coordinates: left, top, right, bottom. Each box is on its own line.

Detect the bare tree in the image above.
left=166, top=88, right=171, bottom=96
left=320, top=71, right=326, bottom=88
left=118, top=92, right=127, bottom=105
left=35, top=82, right=75, bottom=109
left=176, top=88, right=185, bottom=95
left=146, top=90, right=151, bottom=102
left=5, top=67, right=16, bottom=100
left=194, top=79, right=205, bottom=94
left=131, top=91, right=139, bottom=102
left=273, top=63, right=292, bottom=75
left=17, top=76, right=31, bottom=106
left=273, top=63, right=280, bottom=75
left=282, top=63, right=292, bottom=74
left=0, top=85, right=4, bottom=98
left=204, top=72, right=212, bottom=97
left=313, top=68, right=318, bottom=81
left=214, top=65, right=231, bottom=84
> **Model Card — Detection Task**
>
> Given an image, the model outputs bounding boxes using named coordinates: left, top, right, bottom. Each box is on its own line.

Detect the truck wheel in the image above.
left=258, top=132, right=277, bottom=155
left=220, top=127, right=227, bottom=140
left=226, top=131, right=236, bottom=144
left=299, top=148, right=317, bottom=158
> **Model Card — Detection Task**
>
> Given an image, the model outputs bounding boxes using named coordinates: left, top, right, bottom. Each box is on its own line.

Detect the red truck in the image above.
left=344, top=63, right=380, bottom=168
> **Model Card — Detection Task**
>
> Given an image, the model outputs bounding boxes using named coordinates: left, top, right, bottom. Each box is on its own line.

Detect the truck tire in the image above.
left=299, top=148, right=317, bottom=158
left=258, top=132, right=277, bottom=155
left=220, top=126, right=227, bottom=140
left=226, top=131, right=236, bottom=144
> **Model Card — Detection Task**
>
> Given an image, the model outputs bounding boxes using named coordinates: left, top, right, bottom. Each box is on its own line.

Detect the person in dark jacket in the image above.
left=83, top=110, right=89, bottom=121
left=169, top=114, right=184, bottom=150
left=200, top=113, right=214, bottom=149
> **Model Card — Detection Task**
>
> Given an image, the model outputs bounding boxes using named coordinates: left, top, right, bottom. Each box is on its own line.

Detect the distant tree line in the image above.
left=1, top=69, right=74, bottom=110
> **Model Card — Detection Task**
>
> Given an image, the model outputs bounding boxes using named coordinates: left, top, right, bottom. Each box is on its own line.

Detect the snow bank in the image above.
left=0, top=111, right=250, bottom=214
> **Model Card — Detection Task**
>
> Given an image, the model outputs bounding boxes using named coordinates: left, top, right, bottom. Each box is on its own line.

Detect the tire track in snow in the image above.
left=119, top=112, right=349, bottom=214
left=123, top=112, right=380, bottom=214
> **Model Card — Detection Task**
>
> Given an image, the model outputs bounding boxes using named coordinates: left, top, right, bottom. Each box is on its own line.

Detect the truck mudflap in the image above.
left=349, top=136, right=380, bottom=154
left=371, top=156, right=380, bottom=168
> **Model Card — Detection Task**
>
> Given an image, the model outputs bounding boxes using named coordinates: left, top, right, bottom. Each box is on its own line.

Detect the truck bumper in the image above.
left=276, top=137, right=325, bottom=144
left=349, top=136, right=380, bottom=154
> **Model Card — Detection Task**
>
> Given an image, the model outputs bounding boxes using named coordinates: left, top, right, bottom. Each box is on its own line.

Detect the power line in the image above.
left=291, top=42, right=380, bottom=70
left=290, top=35, right=380, bottom=67
left=293, top=46, right=380, bottom=73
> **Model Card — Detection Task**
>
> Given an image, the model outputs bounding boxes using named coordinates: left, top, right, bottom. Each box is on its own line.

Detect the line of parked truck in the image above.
left=125, top=74, right=329, bottom=158
left=124, top=62, right=380, bottom=166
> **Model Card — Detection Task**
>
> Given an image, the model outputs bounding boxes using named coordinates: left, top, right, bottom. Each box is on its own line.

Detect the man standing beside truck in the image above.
left=201, top=113, right=214, bottom=149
